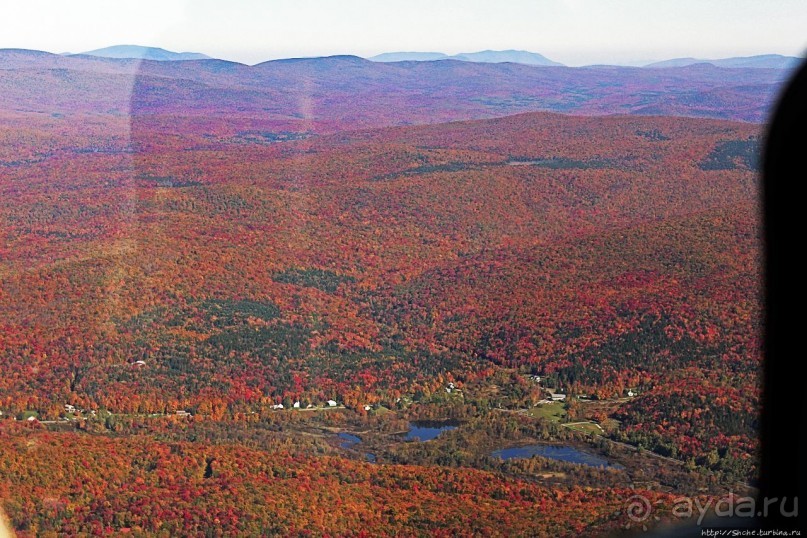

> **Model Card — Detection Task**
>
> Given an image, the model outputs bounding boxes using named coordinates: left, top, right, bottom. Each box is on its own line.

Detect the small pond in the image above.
left=338, top=432, right=361, bottom=449
left=404, top=420, right=459, bottom=442
left=337, top=432, right=377, bottom=463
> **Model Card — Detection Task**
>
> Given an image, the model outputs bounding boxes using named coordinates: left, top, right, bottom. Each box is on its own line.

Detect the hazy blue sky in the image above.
left=2, top=0, right=806, bottom=65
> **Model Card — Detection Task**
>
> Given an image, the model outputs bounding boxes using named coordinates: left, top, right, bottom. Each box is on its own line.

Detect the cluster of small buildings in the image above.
left=271, top=400, right=340, bottom=411
left=64, top=404, right=96, bottom=416
left=534, top=386, right=566, bottom=405
left=267, top=400, right=378, bottom=412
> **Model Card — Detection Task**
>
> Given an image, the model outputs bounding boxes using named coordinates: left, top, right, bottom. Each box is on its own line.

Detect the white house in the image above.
left=64, top=404, right=76, bottom=413
left=26, top=416, right=36, bottom=422
left=133, top=360, right=146, bottom=367
left=363, top=405, right=371, bottom=411
left=293, top=401, right=301, bottom=409
left=627, top=390, right=635, bottom=398
left=272, top=404, right=284, bottom=410
left=327, top=400, right=337, bottom=407
left=550, top=393, right=567, bottom=401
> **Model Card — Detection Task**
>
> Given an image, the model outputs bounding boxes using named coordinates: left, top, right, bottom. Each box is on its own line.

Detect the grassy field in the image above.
left=563, top=422, right=603, bottom=435
left=527, top=402, right=567, bottom=422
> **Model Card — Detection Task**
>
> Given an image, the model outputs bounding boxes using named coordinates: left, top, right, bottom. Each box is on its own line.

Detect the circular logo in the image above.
left=626, top=495, right=653, bottom=522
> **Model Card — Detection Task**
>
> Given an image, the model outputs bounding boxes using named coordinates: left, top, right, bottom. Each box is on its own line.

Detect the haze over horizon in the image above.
left=30, top=45, right=803, bottom=70
left=2, top=0, right=806, bottom=67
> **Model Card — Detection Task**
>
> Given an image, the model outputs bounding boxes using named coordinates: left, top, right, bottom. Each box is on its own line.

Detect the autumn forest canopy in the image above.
left=0, top=48, right=782, bottom=536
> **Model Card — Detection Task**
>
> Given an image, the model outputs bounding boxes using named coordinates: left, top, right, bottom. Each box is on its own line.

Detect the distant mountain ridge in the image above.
left=45, top=45, right=802, bottom=70
left=75, top=45, right=211, bottom=61
left=645, top=54, right=801, bottom=69
left=0, top=47, right=789, bottom=124
left=369, top=49, right=563, bottom=66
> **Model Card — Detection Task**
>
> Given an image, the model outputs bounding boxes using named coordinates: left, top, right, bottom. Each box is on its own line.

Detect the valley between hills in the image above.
left=0, top=48, right=777, bottom=536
